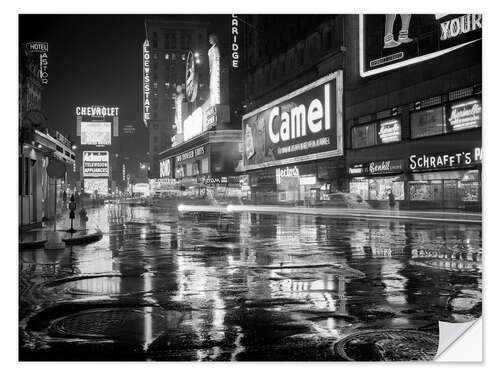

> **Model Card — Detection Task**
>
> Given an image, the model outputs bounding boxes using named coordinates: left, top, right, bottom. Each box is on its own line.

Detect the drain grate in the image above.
left=50, top=308, right=161, bottom=340
left=334, top=329, right=438, bottom=361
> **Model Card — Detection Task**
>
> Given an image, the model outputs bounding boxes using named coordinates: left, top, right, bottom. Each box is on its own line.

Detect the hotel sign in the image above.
left=360, top=14, right=482, bottom=77
left=242, top=72, right=343, bottom=171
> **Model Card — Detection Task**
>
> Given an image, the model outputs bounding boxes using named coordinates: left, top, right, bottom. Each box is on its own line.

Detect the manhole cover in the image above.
left=334, top=329, right=438, bottom=361
left=50, top=308, right=166, bottom=341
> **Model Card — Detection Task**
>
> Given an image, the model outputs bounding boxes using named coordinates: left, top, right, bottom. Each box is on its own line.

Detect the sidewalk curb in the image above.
left=62, top=230, right=103, bottom=245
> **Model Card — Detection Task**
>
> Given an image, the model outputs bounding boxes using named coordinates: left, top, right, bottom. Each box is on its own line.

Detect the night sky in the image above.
left=19, top=14, right=233, bottom=160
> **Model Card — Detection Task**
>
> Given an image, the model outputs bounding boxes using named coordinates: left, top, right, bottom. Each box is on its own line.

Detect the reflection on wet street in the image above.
left=19, top=202, right=482, bottom=361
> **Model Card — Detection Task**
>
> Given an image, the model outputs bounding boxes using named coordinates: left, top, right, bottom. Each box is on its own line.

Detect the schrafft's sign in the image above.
left=409, top=147, right=482, bottom=171
left=242, top=72, right=343, bottom=171
left=25, top=42, right=48, bottom=84
left=143, top=39, right=151, bottom=126
left=76, top=106, right=119, bottom=117
left=360, top=14, right=482, bottom=77
left=83, top=151, right=109, bottom=177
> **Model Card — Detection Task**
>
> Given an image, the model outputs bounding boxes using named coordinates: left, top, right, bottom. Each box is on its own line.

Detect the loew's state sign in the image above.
left=242, top=72, right=343, bottom=170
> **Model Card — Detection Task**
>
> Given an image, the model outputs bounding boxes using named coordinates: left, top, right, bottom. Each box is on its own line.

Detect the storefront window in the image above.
left=352, top=123, right=376, bottom=149
left=411, top=105, right=446, bottom=139
left=352, top=117, right=401, bottom=149
left=409, top=181, right=443, bottom=201
left=350, top=177, right=404, bottom=201
left=349, top=180, right=369, bottom=200
left=368, top=177, right=405, bottom=201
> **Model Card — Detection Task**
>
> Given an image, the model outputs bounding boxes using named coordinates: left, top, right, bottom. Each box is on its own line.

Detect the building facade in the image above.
left=144, top=18, right=209, bottom=177
left=240, top=15, right=346, bottom=204
left=240, top=14, right=481, bottom=210
left=344, top=14, right=482, bottom=211
left=19, top=46, right=76, bottom=228
left=154, top=17, right=244, bottom=197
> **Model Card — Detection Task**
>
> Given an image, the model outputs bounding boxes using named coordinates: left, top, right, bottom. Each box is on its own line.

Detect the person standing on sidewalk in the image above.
left=388, top=189, right=396, bottom=209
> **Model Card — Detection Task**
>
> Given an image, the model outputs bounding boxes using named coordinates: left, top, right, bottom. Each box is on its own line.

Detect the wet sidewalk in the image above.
left=19, top=215, right=103, bottom=249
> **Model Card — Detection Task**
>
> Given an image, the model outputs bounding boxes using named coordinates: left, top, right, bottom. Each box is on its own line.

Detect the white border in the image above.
left=359, top=14, right=481, bottom=78
left=241, top=71, right=343, bottom=171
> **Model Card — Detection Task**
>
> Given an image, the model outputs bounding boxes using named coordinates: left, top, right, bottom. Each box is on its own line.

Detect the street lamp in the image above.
left=71, top=144, right=77, bottom=150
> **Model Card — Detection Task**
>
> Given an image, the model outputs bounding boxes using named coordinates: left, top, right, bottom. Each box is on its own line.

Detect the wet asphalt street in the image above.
left=19, top=202, right=482, bottom=361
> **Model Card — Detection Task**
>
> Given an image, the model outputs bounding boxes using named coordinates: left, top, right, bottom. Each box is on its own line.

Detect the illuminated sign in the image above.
left=359, top=14, right=482, bottom=77
left=208, top=34, right=221, bottom=105
left=76, top=106, right=119, bottom=117
left=231, top=15, right=240, bottom=69
left=349, top=160, right=404, bottom=176
left=143, top=39, right=151, bottom=125
left=378, top=118, right=401, bottom=143
left=26, top=42, right=48, bottom=84
left=409, top=147, right=482, bottom=171
left=174, top=86, right=186, bottom=134
left=186, top=50, right=199, bottom=103
left=276, top=166, right=299, bottom=184
left=81, top=122, right=111, bottom=145
left=447, top=98, right=481, bottom=131
left=206, top=105, right=217, bottom=128
left=83, top=151, right=109, bottom=177
left=84, top=178, right=108, bottom=195
left=440, top=14, right=482, bottom=41
left=175, top=146, right=205, bottom=163
left=183, top=107, right=204, bottom=141
left=243, top=72, right=343, bottom=170
left=122, top=124, right=136, bottom=134
left=159, top=158, right=172, bottom=178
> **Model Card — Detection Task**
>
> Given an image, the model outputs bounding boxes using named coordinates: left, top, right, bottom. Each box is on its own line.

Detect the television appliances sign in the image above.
left=242, top=72, right=343, bottom=171
left=83, top=151, right=109, bottom=177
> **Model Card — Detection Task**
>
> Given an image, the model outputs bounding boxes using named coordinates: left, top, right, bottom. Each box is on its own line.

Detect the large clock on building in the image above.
left=185, top=50, right=199, bottom=103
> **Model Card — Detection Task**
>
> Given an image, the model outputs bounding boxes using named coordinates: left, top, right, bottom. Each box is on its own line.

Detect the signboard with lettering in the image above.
left=349, top=159, right=405, bottom=176
left=186, top=50, right=199, bottom=103
left=447, top=97, right=482, bottom=132
left=83, top=151, right=109, bottom=177
left=84, top=178, right=108, bottom=195
left=143, top=39, right=151, bottom=125
left=409, top=147, right=482, bottom=171
left=360, top=14, right=482, bottom=77
left=242, top=72, right=343, bottom=171
left=25, top=42, right=48, bottom=84
left=175, top=146, right=206, bottom=163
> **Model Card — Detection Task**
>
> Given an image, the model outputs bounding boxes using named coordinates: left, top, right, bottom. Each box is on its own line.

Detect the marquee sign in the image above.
left=242, top=72, right=343, bottom=171
left=143, top=39, right=151, bottom=126
left=359, top=14, right=482, bottom=77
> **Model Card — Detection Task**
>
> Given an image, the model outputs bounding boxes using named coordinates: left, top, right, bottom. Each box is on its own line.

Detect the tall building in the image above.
left=240, top=15, right=346, bottom=203
left=144, top=18, right=209, bottom=177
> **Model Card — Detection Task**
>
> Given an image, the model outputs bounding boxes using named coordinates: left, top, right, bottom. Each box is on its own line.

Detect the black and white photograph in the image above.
left=15, top=9, right=484, bottom=363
